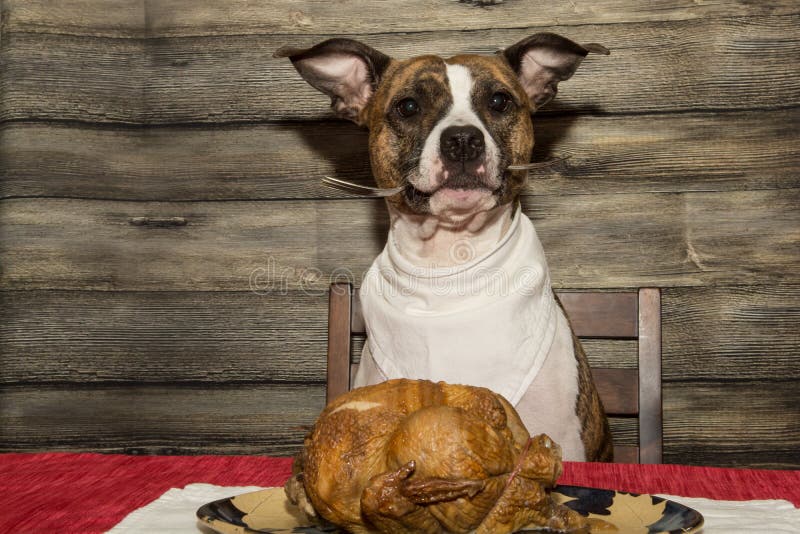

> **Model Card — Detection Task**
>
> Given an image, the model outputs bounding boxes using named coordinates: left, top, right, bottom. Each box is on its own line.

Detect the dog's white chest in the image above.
left=515, top=307, right=586, bottom=460
left=358, top=207, right=558, bottom=404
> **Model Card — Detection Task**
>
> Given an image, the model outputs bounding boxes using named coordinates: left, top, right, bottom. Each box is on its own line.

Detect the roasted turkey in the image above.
left=285, top=379, right=591, bottom=533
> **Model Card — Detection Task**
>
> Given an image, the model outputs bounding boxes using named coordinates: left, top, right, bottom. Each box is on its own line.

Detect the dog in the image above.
left=276, top=33, right=613, bottom=461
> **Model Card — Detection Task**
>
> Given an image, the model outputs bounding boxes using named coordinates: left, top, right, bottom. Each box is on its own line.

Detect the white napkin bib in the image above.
left=359, top=206, right=557, bottom=404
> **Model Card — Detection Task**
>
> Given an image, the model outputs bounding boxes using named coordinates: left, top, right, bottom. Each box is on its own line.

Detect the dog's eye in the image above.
left=396, top=98, right=420, bottom=118
left=488, top=92, right=512, bottom=113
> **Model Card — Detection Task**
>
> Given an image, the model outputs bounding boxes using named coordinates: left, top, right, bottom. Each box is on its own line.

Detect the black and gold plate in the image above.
left=197, top=485, right=703, bottom=533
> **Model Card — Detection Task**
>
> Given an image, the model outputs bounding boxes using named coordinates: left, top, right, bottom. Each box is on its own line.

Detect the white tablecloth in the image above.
left=109, top=483, right=800, bottom=533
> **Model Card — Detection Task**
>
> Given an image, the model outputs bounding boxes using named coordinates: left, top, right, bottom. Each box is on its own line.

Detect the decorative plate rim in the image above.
left=197, top=484, right=705, bottom=534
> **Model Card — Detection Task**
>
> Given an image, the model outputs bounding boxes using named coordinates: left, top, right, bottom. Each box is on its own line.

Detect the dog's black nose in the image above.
left=440, top=125, right=485, bottom=162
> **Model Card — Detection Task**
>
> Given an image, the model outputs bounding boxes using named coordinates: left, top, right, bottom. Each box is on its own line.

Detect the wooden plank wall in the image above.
left=1, top=1, right=798, bottom=467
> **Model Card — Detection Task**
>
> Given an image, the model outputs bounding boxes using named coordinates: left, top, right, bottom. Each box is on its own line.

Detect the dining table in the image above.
left=1, top=451, right=798, bottom=533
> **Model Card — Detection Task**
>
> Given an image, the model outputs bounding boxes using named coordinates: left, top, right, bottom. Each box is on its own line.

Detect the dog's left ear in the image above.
left=275, top=38, right=392, bottom=125
left=502, top=33, right=609, bottom=111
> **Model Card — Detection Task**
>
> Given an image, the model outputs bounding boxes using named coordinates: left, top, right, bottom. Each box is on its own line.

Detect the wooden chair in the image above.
left=327, top=283, right=662, bottom=464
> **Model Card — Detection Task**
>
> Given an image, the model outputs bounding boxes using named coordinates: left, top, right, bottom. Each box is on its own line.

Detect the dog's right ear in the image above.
left=274, top=39, right=392, bottom=125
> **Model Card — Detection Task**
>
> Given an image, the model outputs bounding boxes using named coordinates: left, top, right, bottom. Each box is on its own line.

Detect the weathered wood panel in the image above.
left=1, top=0, right=145, bottom=37
left=5, top=379, right=795, bottom=465
left=0, top=33, right=147, bottom=123
left=5, top=0, right=799, bottom=37
left=663, top=286, right=800, bottom=381
left=607, top=418, right=637, bottom=447
left=0, top=290, right=328, bottom=384
left=5, top=287, right=795, bottom=463
left=0, top=383, right=641, bottom=454
left=148, top=16, right=800, bottom=120
left=2, top=190, right=797, bottom=291
left=3, top=109, right=798, bottom=200
left=0, top=289, right=640, bottom=384
left=0, top=0, right=797, bottom=469
left=2, top=16, right=798, bottom=123
left=0, top=384, right=324, bottom=455
left=663, top=381, right=800, bottom=469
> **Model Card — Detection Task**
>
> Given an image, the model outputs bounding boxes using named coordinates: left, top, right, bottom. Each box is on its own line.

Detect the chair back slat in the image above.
left=591, top=368, right=638, bottom=415
left=613, top=445, right=640, bottom=464
left=350, top=291, right=366, bottom=334
left=326, top=283, right=353, bottom=404
left=328, top=284, right=662, bottom=464
left=558, top=292, right=638, bottom=338
left=637, top=288, right=663, bottom=464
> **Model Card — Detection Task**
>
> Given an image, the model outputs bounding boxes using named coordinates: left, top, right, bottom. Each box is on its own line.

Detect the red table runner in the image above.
left=1, top=452, right=798, bottom=533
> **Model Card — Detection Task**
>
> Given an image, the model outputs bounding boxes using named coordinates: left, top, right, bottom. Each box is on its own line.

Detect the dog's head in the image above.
left=276, top=34, right=607, bottom=223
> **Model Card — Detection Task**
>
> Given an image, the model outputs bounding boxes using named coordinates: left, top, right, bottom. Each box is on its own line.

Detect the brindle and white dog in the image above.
left=277, top=34, right=613, bottom=461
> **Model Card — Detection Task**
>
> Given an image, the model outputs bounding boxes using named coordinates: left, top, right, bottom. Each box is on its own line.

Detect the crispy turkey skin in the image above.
left=285, top=379, right=591, bottom=533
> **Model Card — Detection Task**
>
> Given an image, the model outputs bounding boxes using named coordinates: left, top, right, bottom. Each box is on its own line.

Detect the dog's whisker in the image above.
left=322, top=176, right=405, bottom=198
left=507, top=156, right=569, bottom=171
left=399, top=159, right=421, bottom=175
